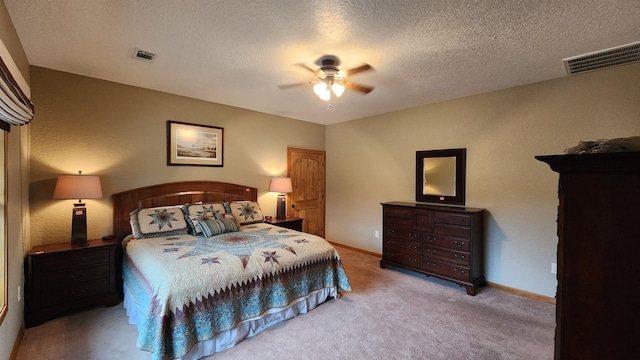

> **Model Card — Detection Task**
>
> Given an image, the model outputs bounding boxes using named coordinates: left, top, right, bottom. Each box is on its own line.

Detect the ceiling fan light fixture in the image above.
left=279, top=55, right=374, bottom=101
left=331, top=83, right=345, bottom=97
left=318, top=88, right=331, bottom=101
left=313, top=82, right=327, bottom=96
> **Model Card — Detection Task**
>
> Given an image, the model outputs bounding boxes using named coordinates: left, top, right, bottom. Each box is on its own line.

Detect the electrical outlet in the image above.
left=551, top=263, right=557, bottom=274
left=18, top=285, right=21, bottom=302
left=374, top=230, right=380, bottom=238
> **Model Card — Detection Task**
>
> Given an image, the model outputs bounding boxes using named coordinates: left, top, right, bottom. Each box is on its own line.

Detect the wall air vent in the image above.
left=563, top=41, right=640, bottom=75
left=134, top=48, right=156, bottom=62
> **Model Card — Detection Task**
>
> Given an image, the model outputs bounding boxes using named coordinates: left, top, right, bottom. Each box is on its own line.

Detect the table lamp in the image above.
left=53, top=171, right=103, bottom=246
left=269, top=177, right=292, bottom=219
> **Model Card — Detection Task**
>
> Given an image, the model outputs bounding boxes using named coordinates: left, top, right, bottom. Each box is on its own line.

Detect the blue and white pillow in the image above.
left=199, top=215, right=241, bottom=237
left=183, top=202, right=227, bottom=235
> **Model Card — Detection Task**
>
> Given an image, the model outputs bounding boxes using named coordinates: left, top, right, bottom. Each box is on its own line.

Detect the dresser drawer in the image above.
left=42, top=248, right=111, bottom=270
left=413, top=210, right=432, bottom=231
left=384, top=227, right=420, bottom=241
left=384, top=216, right=412, bottom=228
left=384, top=238, right=420, bottom=256
left=384, top=206, right=412, bottom=218
left=424, top=247, right=470, bottom=267
left=384, top=249, right=421, bottom=269
left=41, top=264, right=110, bottom=290
left=433, top=213, right=471, bottom=227
left=423, top=259, right=471, bottom=281
left=423, top=235, right=470, bottom=252
left=43, top=279, right=112, bottom=307
left=434, top=224, right=471, bottom=239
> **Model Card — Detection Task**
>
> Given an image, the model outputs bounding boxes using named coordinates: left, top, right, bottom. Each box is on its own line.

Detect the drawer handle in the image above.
left=425, top=261, right=437, bottom=268
left=408, top=257, right=418, bottom=264
left=408, top=232, right=418, bottom=239
left=71, top=256, right=87, bottom=265
left=387, top=229, right=395, bottom=235
left=70, top=272, right=87, bottom=281
left=453, top=268, right=466, bottom=275
left=71, top=289, right=87, bottom=298
left=408, top=244, right=417, bottom=251
left=454, top=254, right=466, bottom=260
left=453, top=240, right=465, bottom=248
left=426, top=235, right=437, bottom=242
left=426, top=248, right=436, bottom=254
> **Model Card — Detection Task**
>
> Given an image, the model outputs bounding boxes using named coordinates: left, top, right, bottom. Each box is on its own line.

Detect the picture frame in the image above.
left=167, top=120, right=223, bottom=167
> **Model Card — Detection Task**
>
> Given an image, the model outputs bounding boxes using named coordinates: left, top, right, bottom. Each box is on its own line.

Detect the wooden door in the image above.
left=287, top=147, right=326, bottom=237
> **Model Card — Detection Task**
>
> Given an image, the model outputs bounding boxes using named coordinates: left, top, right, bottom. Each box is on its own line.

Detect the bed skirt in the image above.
left=123, top=284, right=336, bottom=359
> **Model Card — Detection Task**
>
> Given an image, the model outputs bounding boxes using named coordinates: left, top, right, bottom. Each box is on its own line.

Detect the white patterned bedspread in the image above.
left=123, top=222, right=351, bottom=360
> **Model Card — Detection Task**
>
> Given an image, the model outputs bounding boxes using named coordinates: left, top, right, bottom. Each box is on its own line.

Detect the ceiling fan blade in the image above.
left=295, top=63, right=317, bottom=74
left=346, top=64, right=373, bottom=77
left=278, top=82, right=310, bottom=90
left=345, top=81, right=374, bottom=94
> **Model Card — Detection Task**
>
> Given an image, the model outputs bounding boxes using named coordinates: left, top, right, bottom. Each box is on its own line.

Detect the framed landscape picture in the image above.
left=167, top=120, right=223, bottom=167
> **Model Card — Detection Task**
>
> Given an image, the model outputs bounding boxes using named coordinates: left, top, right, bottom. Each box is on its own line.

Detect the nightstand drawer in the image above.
left=42, top=248, right=111, bottom=270
left=42, top=264, right=110, bottom=290
left=44, top=279, right=112, bottom=307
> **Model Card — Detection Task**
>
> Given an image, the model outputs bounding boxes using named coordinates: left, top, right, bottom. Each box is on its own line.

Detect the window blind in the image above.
left=0, top=56, right=33, bottom=131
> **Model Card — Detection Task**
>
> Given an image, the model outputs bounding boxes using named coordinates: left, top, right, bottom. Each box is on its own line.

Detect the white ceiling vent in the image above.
left=134, top=48, right=156, bottom=62
left=563, top=41, right=640, bottom=75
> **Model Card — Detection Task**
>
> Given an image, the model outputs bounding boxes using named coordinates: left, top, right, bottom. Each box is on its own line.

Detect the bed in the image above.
left=111, top=181, right=352, bottom=360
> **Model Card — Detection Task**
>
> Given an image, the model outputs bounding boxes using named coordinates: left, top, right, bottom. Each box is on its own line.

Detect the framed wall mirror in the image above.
left=416, top=148, right=466, bottom=205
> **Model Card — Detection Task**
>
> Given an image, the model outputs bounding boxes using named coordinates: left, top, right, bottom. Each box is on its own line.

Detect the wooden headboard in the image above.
left=111, top=181, right=258, bottom=241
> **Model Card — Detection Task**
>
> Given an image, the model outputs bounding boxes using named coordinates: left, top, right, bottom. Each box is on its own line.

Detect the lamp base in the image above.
left=71, top=206, right=89, bottom=246
left=276, top=194, right=287, bottom=219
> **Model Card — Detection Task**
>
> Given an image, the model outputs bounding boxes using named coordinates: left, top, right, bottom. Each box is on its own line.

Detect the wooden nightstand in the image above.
left=25, top=239, right=120, bottom=328
left=265, top=216, right=303, bottom=231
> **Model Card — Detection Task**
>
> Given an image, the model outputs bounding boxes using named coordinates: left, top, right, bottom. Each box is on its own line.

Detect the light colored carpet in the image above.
left=16, top=247, right=555, bottom=359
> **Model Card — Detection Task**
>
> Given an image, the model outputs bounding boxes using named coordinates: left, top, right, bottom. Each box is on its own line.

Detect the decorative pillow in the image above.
left=229, top=201, right=265, bottom=225
left=183, top=202, right=227, bottom=235
left=130, top=206, right=189, bottom=239
left=199, top=216, right=240, bottom=237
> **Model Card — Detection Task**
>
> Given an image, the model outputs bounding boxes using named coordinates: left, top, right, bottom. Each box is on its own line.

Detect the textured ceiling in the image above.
left=5, top=0, right=640, bottom=125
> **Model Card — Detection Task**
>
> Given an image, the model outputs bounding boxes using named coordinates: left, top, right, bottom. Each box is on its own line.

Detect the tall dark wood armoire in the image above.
left=536, top=152, right=640, bottom=360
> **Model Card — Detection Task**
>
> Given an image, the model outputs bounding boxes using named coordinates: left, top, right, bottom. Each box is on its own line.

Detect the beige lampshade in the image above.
left=53, top=174, right=103, bottom=201
left=269, top=177, right=292, bottom=193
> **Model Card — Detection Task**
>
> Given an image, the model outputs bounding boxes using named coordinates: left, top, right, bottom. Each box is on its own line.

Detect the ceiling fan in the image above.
left=278, top=55, right=374, bottom=101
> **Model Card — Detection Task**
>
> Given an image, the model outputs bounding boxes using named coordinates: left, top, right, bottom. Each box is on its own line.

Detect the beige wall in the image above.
left=326, top=63, right=640, bottom=297
left=0, top=1, right=30, bottom=358
left=29, top=67, right=325, bottom=247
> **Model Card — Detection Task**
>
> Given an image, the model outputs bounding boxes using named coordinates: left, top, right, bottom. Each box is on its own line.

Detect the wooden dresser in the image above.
left=26, top=239, right=120, bottom=328
left=537, top=152, right=640, bottom=359
left=380, top=202, right=485, bottom=295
